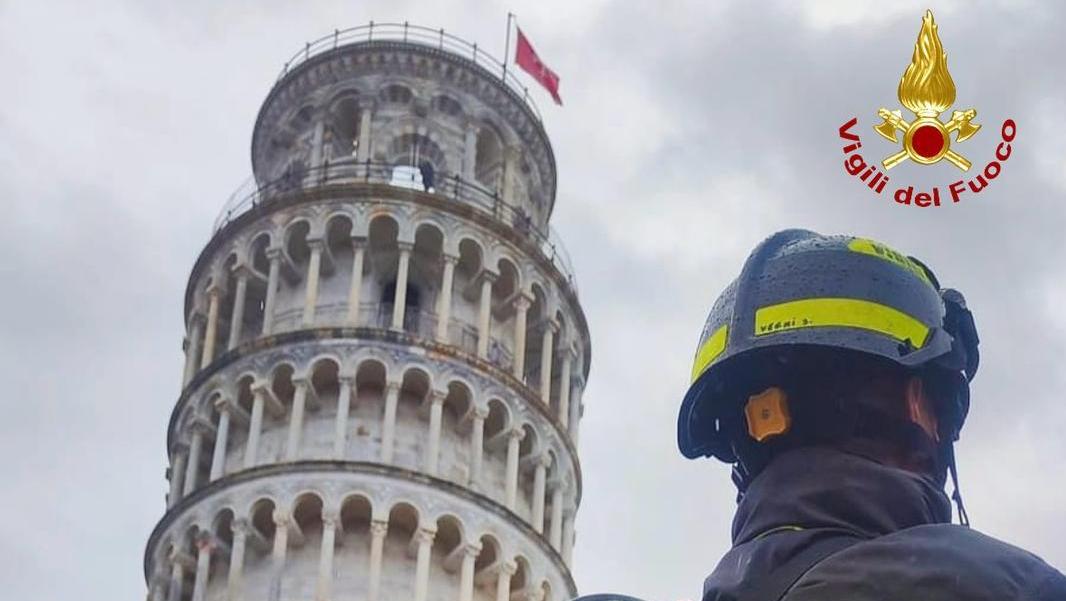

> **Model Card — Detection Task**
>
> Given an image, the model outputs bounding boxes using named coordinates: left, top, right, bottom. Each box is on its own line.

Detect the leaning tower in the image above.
left=144, top=23, right=590, bottom=601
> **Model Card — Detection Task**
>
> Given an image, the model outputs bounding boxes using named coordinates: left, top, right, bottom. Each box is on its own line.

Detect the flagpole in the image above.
left=502, top=12, right=514, bottom=80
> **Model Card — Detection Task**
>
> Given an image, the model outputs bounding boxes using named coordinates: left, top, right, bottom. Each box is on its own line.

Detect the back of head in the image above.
left=722, top=345, right=952, bottom=487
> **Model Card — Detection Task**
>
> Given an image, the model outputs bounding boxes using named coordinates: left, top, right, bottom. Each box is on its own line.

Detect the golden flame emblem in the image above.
left=874, top=10, right=980, bottom=170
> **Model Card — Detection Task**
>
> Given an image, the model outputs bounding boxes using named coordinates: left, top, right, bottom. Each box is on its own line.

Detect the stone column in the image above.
left=167, top=448, right=187, bottom=508
left=458, top=543, right=481, bottom=601
left=315, top=511, right=339, bottom=601
left=495, top=561, right=517, bottom=601
left=355, top=105, right=372, bottom=162
left=512, top=295, right=531, bottom=379
left=190, top=533, right=212, bottom=601
left=380, top=382, right=401, bottom=463
left=302, top=239, right=324, bottom=327
left=284, top=378, right=310, bottom=461
left=476, top=273, right=496, bottom=359
left=149, top=574, right=168, bottom=601
left=244, top=386, right=266, bottom=469
left=468, top=408, right=487, bottom=489
left=268, top=511, right=291, bottom=601
left=562, top=513, right=575, bottom=566
left=391, top=243, right=413, bottom=330
left=333, top=376, right=353, bottom=459
left=549, top=486, right=564, bottom=549
left=167, top=556, right=185, bottom=601
left=558, top=351, right=573, bottom=428
left=531, top=454, right=549, bottom=533
left=539, top=323, right=557, bottom=404
left=310, top=119, right=325, bottom=167
left=434, top=254, right=458, bottom=342
left=183, top=427, right=204, bottom=496
left=504, top=428, right=525, bottom=510
left=262, top=248, right=282, bottom=335
left=183, top=320, right=204, bottom=386
left=501, top=146, right=519, bottom=205
left=209, top=399, right=231, bottom=481
left=570, top=385, right=583, bottom=444
left=366, top=520, right=387, bottom=601
left=425, top=390, right=446, bottom=475
left=227, top=270, right=249, bottom=350
left=345, top=240, right=366, bottom=326
left=412, top=527, right=436, bottom=601
left=200, top=286, right=222, bottom=368
left=462, top=125, right=478, bottom=181
left=226, top=519, right=249, bottom=601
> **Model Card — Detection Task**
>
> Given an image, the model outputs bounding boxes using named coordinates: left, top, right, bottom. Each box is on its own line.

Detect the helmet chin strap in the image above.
left=944, top=441, right=970, bottom=527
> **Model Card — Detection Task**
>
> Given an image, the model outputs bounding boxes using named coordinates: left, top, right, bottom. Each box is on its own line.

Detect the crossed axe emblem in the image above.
left=873, top=107, right=981, bottom=171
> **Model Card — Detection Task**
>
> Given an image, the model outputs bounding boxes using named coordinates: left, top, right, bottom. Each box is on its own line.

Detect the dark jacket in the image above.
left=703, top=446, right=1066, bottom=601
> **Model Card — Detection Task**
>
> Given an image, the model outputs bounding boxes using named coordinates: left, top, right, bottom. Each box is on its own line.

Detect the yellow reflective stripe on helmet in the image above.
left=754, top=298, right=930, bottom=347
left=691, top=324, right=729, bottom=382
left=848, top=238, right=932, bottom=286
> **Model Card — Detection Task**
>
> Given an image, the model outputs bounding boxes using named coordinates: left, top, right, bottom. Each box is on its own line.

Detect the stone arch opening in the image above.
left=524, top=285, right=549, bottom=390
left=351, top=359, right=385, bottom=460
left=330, top=95, right=361, bottom=159
left=388, top=133, right=446, bottom=192
left=475, top=122, right=504, bottom=188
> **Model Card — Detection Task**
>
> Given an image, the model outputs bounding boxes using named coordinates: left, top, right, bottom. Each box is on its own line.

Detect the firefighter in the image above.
left=677, top=229, right=1066, bottom=601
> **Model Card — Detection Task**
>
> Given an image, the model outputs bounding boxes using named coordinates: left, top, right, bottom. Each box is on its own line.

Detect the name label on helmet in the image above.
left=848, top=238, right=933, bottom=286
left=754, top=298, right=930, bottom=348
left=691, top=324, right=729, bottom=383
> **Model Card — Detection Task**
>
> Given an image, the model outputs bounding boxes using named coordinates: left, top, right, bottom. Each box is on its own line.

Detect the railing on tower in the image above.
left=275, top=21, right=542, bottom=121
left=213, top=160, right=579, bottom=295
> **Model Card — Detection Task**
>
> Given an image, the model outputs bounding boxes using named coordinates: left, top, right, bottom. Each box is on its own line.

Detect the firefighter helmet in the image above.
left=677, top=229, right=979, bottom=461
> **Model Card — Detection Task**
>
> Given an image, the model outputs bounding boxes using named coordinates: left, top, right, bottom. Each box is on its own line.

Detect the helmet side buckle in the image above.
left=745, top=387, right=792, bottom=442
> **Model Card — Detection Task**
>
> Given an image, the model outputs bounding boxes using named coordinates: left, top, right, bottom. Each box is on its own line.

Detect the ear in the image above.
left=905, top=376, right=939, bottom=442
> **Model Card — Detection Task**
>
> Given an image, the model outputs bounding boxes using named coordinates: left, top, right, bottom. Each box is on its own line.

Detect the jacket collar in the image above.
left=732, top=445, right=952, bottom=545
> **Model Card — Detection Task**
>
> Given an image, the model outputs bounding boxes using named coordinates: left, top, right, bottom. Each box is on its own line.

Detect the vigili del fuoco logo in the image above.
left=838, top=10, right=1016, bottom=207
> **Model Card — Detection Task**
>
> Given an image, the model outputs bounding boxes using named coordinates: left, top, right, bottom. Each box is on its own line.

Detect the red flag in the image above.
left=514, top=28, right=562, bottom=105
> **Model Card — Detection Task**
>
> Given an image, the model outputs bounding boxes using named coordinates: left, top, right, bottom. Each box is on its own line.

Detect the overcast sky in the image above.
left=2, top=1, right=1065, bottom=600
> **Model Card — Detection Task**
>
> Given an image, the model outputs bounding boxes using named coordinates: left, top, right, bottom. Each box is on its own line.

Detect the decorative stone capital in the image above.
left=414, top=527, right=436, bottom=546
left=462, top=541, right=482, bottom=558
left=231, top=517, right=251, bottom=537
left=472, top=406, right=490, bottom=421
left=212, top=395, right=232, bottom=413
left=230, top=261, right=252, bottom=278
left=397, top=241, right=415, bottom=253
left=306, top=237, right=326, bottom=251
left=497, top=560, right=518, bottom=577
left=429, top=389, right=448, bottom=404
left=195, top=531, right=215, bottom=552
left=272, top=509, right=291, bottom=528
left=189, top=417, right=214, bottom=435
left=536, top=452, right=553, bottom=469
left=385, top=381, right=402, bottom=395
left=508, top=427, right=526, bottom=442
left=265, top=246, right=283, bottom=261
left=321, top=510, right=340, bottom=530
left=369, top=520, right=388, bottom=538
left=514, top=293, right=533, bottom=311
left=442, top=253, right=459, bottom=265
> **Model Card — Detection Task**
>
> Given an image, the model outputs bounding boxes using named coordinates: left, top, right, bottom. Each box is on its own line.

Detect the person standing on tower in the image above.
left=676, top=229, right=1066, bottom=601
